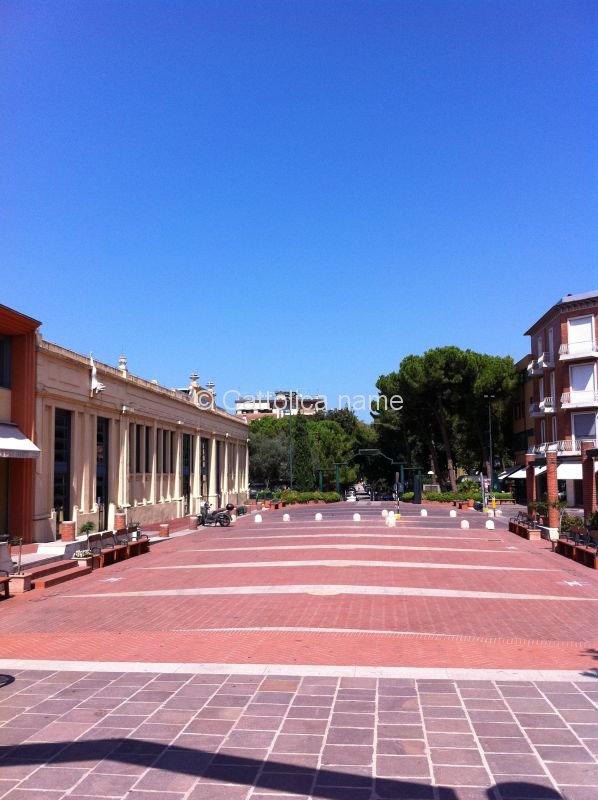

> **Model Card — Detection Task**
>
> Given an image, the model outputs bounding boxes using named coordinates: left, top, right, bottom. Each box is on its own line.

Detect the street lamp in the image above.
left=484, top=393, right=496, bottom=491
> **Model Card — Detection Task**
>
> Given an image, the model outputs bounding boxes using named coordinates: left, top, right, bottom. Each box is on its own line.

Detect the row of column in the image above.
left=526, top=442, right=597, bottom=528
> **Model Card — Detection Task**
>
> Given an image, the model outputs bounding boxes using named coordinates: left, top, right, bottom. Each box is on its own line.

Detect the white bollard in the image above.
left=496, top=509, right=503, bottom=516
left=460, top=519, right=469, bottom=529
left=420, top=509, right=428, bottom=517
left=353, top=513, right=361, bottom=522
left=381, top=509, right=388, bottom=518
left=254, top=514, right=263, bottom=524
left=315, top=512, right=323, bottom=521
left=485, top=520, right=495, bottom=530
left=386, top=513, right=396, bottom=528
left=283, top=513, right=290, bottom=522
left=230, top=513, right=237, bottom=523
left=449, top=509, right=457, bottom=518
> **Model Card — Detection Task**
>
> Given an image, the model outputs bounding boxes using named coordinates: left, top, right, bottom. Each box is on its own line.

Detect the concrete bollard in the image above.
left=496, top=509, right=503, bottom=516
left=420, top=509, right=428, bottom=517
left=283, top=513, right=290, bottom=522
left=315, top=512, right=323, bottom=521
left=188, top=514, right=198, bottom=530
left=353, top=513, right=361, bottom=522
left=485, top=520, right=495, bottom=529
left=386, top=513, right=396, bottom=528
left=230, top=514, right=237, bottom=523
left=254, top=514, right=263, bottom=524
left=381, top=509, right=388, bottom=518
left=449, top=509, right=457, bottom=518
left=460, top=520, right=470, bottom=529
left=159, top=523, right=170, bottom=538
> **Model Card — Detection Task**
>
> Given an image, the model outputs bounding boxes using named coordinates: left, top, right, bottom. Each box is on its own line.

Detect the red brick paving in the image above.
left=1, top=505, right=598, bottom=670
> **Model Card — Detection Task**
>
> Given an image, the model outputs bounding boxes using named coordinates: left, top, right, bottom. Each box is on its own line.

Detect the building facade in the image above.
left=0, top=305, right=41, bottom=544
left=524, top=291, right=598, bottom=506
left=235, top=390, right=326, bottom=421
left=33, top=340, right=249, bottom=542
left=512, top=354, right=536, bottom=466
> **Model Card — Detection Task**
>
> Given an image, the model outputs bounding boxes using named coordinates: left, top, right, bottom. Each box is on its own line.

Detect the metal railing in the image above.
left=560, top=390, right=598, bottom=407
left=559, top=340, right=598, bottom=357
left=527, top=438, right=598, bottom=455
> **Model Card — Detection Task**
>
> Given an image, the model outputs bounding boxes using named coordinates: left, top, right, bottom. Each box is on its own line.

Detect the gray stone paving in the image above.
left=1, top=670, right=597, bottom=800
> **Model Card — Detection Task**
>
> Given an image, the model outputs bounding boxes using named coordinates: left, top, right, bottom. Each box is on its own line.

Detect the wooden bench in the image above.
left=0, top=570, right=10, bottom=600
left=88, top=532, right=128, bottom=568
left=495, top=498, right=515, bottom=504
left=125, top=524, right=150, bottom=555
left=556, top=530, right=598, bottom=568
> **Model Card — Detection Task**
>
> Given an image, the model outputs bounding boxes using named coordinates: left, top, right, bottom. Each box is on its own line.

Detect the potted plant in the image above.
left=72, top=549, right=95, bottom=568
left=8, top=537, right=32, bottom=593
left=79, top=521, right=95, bottom=538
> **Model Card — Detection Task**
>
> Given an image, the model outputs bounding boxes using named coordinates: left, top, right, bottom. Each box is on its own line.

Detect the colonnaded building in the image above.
left=0, top=304, right=249, bottom=544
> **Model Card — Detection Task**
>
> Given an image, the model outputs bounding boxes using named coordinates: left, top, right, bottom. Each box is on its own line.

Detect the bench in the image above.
left=495, top=498, right=516, bottom=504
left=0, top=570, right=9, bottom=600
left=123, top=525, right=150, bottom=556
left=555, top=529, right=598, bottom=568
left=88, top=532, right=128, bottom=568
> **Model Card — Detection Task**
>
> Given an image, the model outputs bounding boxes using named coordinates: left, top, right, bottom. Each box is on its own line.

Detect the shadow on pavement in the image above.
left=581, top=647, right=598, bottom=679
left=0, top=739, right=567, bottom=799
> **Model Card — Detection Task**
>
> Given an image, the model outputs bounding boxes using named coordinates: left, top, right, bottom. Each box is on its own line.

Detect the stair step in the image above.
left=35, top=566, right=92, bottom=589
left=29, top=560, right=78, bottom=581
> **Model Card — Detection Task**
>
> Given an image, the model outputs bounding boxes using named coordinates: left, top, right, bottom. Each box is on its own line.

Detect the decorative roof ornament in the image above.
left=90, top=354, right=106, bottom=396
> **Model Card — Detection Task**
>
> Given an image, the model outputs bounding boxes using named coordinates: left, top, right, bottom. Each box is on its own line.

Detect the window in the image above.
left=53, top=409, right=72, bottom=522
left=572, top=412, right=596, bottom=442
left=0, top=336, right=11, bottom=388
left=570, top=363, right=596, bottom=401
left=568, top=316, right=594, bottom=354
left=135, top=424, right=142, bottom=473
left=145, top=426, right=150, bottom=473
left=548, top=328, right=554, bottom=360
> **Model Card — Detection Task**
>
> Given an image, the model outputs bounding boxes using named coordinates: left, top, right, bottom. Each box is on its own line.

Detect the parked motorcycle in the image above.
left=199, top=502, right=235, bottom=527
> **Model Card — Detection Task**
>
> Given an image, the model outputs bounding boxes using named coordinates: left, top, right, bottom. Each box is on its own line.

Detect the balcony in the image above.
left=529, top=396, right=556, bottom=417
left=526, top=359, right=543, bottom=377
left=540, top=351, right=555, bottom=369
left=559, top=340, right=598, bottom=360
left=560, top=390, right=598, bottom=409
left=528, top=438, right=598, bottom=456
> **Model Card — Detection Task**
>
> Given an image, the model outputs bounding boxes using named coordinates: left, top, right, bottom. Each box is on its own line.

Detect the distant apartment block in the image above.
left=524, top=290, right=598, bottom=506
left=235, top=390, right=326, bottom=421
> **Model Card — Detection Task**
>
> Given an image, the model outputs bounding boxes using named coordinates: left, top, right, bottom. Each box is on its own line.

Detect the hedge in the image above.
left=279, top=490, right=341, bottom=504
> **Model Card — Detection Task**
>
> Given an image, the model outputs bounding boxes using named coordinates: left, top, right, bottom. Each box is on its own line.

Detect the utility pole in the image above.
left=484, top=393, right=495, bottom=491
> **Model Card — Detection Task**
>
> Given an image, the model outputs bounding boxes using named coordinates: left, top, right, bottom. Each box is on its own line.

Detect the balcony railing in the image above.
left=526, top=359, right=543, bottom=376
left=529, top=396, right=556, bottom=417
left=527, top=438, right=598, bottom=456
left=559, top=340, right=598, bottom=359
left=540, top=351, right=555, bottom=368
left=560, top=390, right=598, bottom=408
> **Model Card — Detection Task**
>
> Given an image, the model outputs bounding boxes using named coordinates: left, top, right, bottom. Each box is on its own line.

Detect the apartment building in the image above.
left=524, top=290, right=598, bottom=506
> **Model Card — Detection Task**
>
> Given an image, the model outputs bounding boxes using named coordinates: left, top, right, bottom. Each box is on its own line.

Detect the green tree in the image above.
left=292, top=413, right=315, bottom=491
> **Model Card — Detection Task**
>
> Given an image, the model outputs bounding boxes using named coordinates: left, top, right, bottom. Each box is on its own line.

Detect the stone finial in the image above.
left=118, top=355, right=128, bottom=377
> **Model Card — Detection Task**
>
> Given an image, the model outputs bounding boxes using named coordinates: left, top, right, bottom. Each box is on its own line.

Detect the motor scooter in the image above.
left=199, top=502, right=234, bottom=527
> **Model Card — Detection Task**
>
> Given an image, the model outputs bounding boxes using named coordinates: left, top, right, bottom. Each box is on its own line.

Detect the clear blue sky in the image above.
left=2, top=1, right=596, bottom=417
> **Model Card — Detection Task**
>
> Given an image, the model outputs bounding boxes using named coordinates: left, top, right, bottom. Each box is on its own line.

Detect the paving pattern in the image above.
left=1, top=503, right=598, bottom=799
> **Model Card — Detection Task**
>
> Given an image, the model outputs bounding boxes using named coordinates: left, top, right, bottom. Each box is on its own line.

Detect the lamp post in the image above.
left=484, top=393, right=495, bottom=491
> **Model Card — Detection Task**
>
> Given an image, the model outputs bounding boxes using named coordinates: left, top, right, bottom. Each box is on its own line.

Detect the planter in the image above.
left=9, top=572, right=32, bottom=593
left=468, top=499, right=474, bottom=508
left=75, top=557, right=93, bottom=568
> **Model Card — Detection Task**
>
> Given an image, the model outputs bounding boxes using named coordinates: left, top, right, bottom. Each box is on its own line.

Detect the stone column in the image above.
left=222, top=439, right=229, bottom=503
left=582, top=441, right=597, bottom=523
left=192, top=434, right=201, bottom=508
left=546, top=450, right=559, bottom=529
left=118, top=417, right=129, bottom=510
left=525, top=454, right=536, bottom=519
left=174, top=431, right=182, bottom=500
left=150, top=424, right=157, bottom=504
left=208, top=438, right=217, bottom=505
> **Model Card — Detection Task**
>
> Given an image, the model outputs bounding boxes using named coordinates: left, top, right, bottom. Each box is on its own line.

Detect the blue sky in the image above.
left=2, top=0, right=596, bottom=417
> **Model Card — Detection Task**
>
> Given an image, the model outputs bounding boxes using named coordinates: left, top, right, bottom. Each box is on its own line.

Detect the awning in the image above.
left=0, top=423, right=40, bottom=459
left=508, top=466, right=547, bottom=480
left=556, top=462, right=598, bottom=480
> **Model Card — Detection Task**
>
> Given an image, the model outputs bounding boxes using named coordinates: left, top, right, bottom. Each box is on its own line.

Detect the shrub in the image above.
left=79, top=521, right=95, bottom=535
left=560, top=513, right=585, bottom=533
left=401, top=492, right=414, bottom=502
left=587, top=511, right=598, bottom=530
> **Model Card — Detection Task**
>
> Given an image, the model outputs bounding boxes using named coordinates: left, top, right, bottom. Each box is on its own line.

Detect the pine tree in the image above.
left=292, top=412, right=315, bottom=491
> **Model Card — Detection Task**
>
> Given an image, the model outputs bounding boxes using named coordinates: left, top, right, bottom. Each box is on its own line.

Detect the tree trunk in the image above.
left=436, top=400, right=457, bottom=491
left=424, top=429, right=441, bottom=480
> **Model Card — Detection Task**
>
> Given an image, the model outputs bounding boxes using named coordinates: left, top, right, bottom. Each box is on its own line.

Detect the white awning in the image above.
left=0, top=423, right=40, bottom=459
left=508, top=466, right=547, bottom=480
left=557, top=463, right=582, bottom=480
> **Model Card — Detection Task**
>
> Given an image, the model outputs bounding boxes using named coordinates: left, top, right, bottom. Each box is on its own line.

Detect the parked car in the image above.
left=345, top=489, right=357, bottom=502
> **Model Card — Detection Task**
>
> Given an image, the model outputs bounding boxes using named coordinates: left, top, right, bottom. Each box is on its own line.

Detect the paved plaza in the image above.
left=1, top=504, right=598, bottom=799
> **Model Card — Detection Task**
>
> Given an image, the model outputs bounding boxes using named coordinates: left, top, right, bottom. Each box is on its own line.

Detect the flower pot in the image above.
left=76, top=557, right=93, bottom=568
left=9, top=573, right=32, bottom=593
left=468, top=499, right=474, bottom=508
